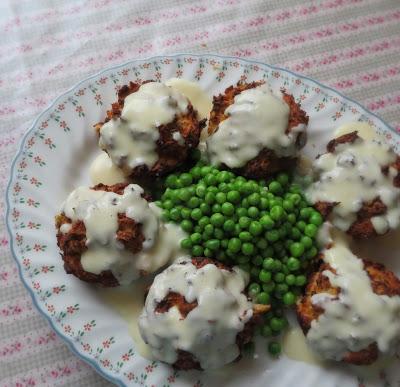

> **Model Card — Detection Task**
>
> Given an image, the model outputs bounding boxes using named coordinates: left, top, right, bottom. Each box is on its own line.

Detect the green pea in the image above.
left=214, top=228, right=224, bottom=239
left=187, top=197, right=200, bottom=209
left=180, top=173, right=193, bottom=186
left=239, top=231, right=252, bottom=242
left=180, top=208, right=190, bottom=219
left=215, top=192, right=227, bottom=204
left=204, top=247, right=213, bottom=257
left=263, top=257, right=275, bottom=271
left=223, top=219, right=236, bottom=233
left=212, top=203, right=221, bottom=213
left=287, top=257, right=301, bottom=271
left=272, top=260, right=282, bottom=272
left=234, top=224, right=241, bottom=235
left=268, top=341, right=281, bottom=356
left=290, top=193, right=301, bottom=205
left=221, top=239, right=229, bottom=248
left=236, top=207, right=248, bottom=217
left=242, top=242, right=255, bottom=255
left=263, top=282, right=275, bottom=293
left=296, top=220, right=306, bottom=232
left=290, top=227, right=301, bottom=240
left=228, top=238, right=241, bottom=253
left=180, top=238, right=192, bottom=249
left=300, top=207, right=312, bottom=220
left=199, top=203, right=210, bottom=215
left=204, top=224, right=214, bottom=236
left=205, top=192, right=215, bottom=204
left=227, top=190, right=241, bottom=204
left=165, top=174, right=179, bottom=188
left=239, top=216, right=251, bottom=229
left=248, top=282, right=261, bottom=297
left=252, top=255, right=263, bottom=266
left=248, top=193, right=261, bottom=206
left=196, top=185, right=206, bottom=197
left=257, top=292, right=270, bottom=305
left=306, top=246, right=318, bottom=259
left=260, top=215, right=275, bottom=229
left=285, top=274, right=296, bottom=286
left=261, top=325, right=273, bottom=337
left=241, top=198, right=250, bottom=208
left=190, top=232, right=202, bottom=244
left=290, top=242, right=305, bottom=257
left=205, top=174, right=217, bottom=186
left=277, top=173, right=289, bottom=186
left=260, top=197, right=269, bottom=209
left=249, top=221, right=263, bottom=236
left=305, top=224, right=318, bottom=238
left=177, top=189, right=190, bottom=202
left=283, top=199, right=294, bottom=212
left=259, top=269, right=272, bottom=283
left=295, top=275, right=307, bottom=286
left=256, top=238, right=268, bottom=249
left=180, top=219, right=193, bottom=232
left=217, top=171, right=231, bottom=183
left=301, top=236, right=313, bottom=249
left=270, top=205, right=285, bottom=221
left=282, top=292, right=297, bottom=306
left=192, top=245, right=203, bottom=256
left=270, top=317, right=285, bottom=332
left=190, top=208, right=202, bottom=220
left=265, top=230, right=280, bottom=242
left=198, top=216, right=209, bottom=229
left=169, top=208, right=181, bottom=221
left=274, top=272, right=285, bottom=283
left=310, top=211, right=323, bottom=226
left=221, top=202, right=234, bottom=216
left=269, top=181, right=283, bottom=195
left=287, top=213, right=296, bottom=224
left=248, top=206, right=260, bottom=218
left=190, top=166, right=202, bottom=180
left=218, top=182, right=229, bottom=193
left=206, top=239, right=220, bottom=251
left=210, top=213, right=225, bottom=227
left=162, top=200, right=174, bottom=210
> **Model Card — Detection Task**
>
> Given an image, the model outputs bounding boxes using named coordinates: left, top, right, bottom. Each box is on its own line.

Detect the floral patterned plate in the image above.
left=6, top=54, right=400, bottom=387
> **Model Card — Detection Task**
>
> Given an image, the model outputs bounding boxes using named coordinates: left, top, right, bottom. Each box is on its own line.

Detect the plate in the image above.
left=6, top=54, right=400, bottom=387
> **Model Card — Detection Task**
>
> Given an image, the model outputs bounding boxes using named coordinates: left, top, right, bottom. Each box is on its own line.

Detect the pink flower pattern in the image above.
left=2, top=0, right=399, bottom=384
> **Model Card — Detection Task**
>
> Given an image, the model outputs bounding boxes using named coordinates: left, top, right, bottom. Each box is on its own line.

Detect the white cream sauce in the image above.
left=306, top=135, right=400, bottom=233
left=283, top=327, right=323, bottom=366
left=96, top=279, right=154, bottom=360
left=206, top=84, right=305, bottom=168
left=334, top=121, right=381, bottom=141
left=165, top=78, right=212, bottom=121
left=138, top=257, right=253, bottom=369
left=60, top=184, right=184, bottom=284
left=89, top=152, right=127, bottom=185
left=307, top=241, right=400, bottom=361
left=99, top=82, right=189, bottom=173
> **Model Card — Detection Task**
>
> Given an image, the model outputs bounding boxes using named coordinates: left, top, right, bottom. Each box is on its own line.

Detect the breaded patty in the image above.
left=153, top=257, right=265, bottom=370
left=314, top=131, right=400, bottom=239
left=95, top=81, right=205, bottom=180
left=297, top=259, right=400, bottom=365
left=55, top=183, right=145, bottom=287
left=208, top=81, right=309, bottom=179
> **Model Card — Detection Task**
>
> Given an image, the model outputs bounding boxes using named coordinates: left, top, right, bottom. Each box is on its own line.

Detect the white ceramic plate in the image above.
left=6, top=54, right=400, bottom=387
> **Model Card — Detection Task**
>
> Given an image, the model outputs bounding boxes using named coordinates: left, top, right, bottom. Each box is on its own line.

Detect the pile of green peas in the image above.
left=156, top=162, right=323, bottom=356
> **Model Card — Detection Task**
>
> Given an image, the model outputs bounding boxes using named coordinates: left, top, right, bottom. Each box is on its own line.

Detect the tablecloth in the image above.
left=0, top=0, right=399, bottom=385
